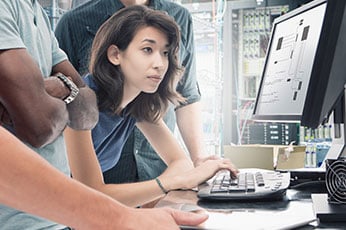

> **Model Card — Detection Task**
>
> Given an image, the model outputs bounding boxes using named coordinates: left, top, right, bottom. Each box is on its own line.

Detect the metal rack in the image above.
left=183, top=1, right=225, bottom=155
left=38, top=0, right=71, bottom=29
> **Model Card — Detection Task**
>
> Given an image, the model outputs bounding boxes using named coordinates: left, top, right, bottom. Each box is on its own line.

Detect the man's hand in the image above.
left=44, top=76, right=70, bottom=100
left=122, top=207, right=209, bottom=230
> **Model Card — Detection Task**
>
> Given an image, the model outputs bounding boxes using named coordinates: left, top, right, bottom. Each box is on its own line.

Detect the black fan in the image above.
left=325, top=158, right=346, bottom=204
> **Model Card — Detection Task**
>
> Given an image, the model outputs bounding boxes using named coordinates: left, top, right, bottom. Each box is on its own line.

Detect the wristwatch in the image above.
left=56, top=74, right=79, bottom=104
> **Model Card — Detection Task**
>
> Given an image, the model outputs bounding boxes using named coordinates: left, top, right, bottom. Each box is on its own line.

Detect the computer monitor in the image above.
left=251, top=0, right=346, bottom=217
left=252, top=0, right=346, bottom=132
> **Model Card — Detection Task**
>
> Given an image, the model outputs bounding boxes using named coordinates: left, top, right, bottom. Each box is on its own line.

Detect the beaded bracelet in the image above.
left=155, top=178, right=168, bottom=194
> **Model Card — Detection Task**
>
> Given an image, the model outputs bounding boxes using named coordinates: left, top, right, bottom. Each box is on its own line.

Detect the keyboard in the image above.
left=197, top=168, right=290, bottom=201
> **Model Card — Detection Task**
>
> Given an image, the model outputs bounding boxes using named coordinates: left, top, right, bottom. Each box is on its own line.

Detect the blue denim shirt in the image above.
left=55, top=0, right=201, bottom=181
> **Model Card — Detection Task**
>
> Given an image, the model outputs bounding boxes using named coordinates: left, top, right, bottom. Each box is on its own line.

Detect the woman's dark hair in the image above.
left=89, top=5, right=185, bottom=123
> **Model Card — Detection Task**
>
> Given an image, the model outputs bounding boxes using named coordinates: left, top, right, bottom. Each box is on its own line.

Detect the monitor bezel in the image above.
left=252, top=0, right=328, bottom=123
left=301, top=0, right=346, bottom=129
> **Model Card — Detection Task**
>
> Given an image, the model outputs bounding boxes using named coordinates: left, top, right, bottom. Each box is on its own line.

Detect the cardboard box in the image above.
left=223, top=145, right=306, bottom=170
left=223, top=145, right=276, bottom=170
left=276, top=146, right=306, bottom=170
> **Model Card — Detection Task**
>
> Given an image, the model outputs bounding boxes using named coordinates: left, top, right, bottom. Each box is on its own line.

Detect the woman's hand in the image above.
left=160, top=158, right=239, bottom=191
left=193, top=154, right=221, bottom=167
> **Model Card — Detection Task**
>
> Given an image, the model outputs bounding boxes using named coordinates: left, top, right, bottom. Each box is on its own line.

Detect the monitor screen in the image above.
left=253, top=0, right=346, bottom=129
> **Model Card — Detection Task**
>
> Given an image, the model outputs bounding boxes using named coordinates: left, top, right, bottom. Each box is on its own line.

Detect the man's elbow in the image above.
left=20, top=125, right=64, bottom=148
left=16, top=111, right=68, bottom=148
left=25, top=133, right=54, bottom=148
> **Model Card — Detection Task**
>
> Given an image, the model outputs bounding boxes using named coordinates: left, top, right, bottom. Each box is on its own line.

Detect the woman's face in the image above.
left=115, top=26, right=170, bottom=96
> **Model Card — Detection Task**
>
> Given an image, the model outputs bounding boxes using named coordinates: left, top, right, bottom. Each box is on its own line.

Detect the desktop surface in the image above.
left=155, top=187, right=346, bottom=229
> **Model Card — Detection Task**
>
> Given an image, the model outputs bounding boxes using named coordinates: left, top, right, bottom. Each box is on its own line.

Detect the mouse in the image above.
left=160, top=202, right=206, bottom=213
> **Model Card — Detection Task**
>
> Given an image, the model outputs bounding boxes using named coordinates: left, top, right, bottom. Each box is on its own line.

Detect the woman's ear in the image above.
left=107, top=45, right=121, bottom=65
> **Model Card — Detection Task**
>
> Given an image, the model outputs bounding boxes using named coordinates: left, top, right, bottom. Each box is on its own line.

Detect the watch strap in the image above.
left=56, top=74, right=79, bottom=104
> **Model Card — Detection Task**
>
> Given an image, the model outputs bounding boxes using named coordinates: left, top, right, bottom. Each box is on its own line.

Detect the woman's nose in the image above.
left=152, top=53, right=166, bottom=69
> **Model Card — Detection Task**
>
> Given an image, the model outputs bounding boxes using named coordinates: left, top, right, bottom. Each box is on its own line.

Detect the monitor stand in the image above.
left=311, top=85, right=346, bottom=223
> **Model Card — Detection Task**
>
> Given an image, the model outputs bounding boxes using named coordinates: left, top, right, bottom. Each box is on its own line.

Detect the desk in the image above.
left=154, top=186, right=346, bottom=229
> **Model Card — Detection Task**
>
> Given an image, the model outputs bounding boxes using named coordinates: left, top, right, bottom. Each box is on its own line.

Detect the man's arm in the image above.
left=175, top=10, right=213, bottom=166
left=0, top=51, right=98, bottom=146
left=175, top=102, right=218, bottom=166
left=0, top=126, right=120, bottom=229
left=0, top=126, right=208, bottom=229
left=51, top=60, right=98, bottom=130
left=0, top=49, right=68, bottom=147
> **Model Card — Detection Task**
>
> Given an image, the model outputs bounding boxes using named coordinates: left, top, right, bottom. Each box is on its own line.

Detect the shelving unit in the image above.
left=183, top=1, right=225, bottom=155
left=222, top=0, right=313, bottom=148
left=38, top=0, right=71, bottom=29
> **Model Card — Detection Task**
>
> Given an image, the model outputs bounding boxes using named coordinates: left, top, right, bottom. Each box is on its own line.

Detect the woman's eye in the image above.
left=163, top=51, right=169, bottom=57
left=143, top=47, right=152, bottom=53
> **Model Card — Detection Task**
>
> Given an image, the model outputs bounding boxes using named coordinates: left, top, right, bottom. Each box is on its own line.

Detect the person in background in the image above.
left=55, top=0, right=216, bottom=184
left=71, top=0, right=89, bottom=8
left=0, top=126, right=209, bottom=230
left=64, top=5, right=238, bottom=208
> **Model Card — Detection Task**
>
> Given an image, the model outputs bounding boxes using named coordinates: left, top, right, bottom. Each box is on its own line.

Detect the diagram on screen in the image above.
left=260, top=15, right=319, bottom=114
left=265, top=19, right=310, bottom=103
left=256, top=3, right=326, bottom=116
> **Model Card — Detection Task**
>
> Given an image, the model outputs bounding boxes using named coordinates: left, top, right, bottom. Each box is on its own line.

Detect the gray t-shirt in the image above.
left=0, top=0, right=69, bottom=229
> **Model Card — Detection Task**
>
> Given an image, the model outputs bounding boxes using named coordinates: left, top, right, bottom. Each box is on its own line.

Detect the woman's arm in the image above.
left=64, top=127, right=167, bottom=207
left=65, top=121, right=237, bottom=207
left=136, top=119, right=239, bottom=191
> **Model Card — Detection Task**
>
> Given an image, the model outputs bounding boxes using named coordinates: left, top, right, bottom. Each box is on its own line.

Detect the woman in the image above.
left=64, top=5, right=238, bottom=207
